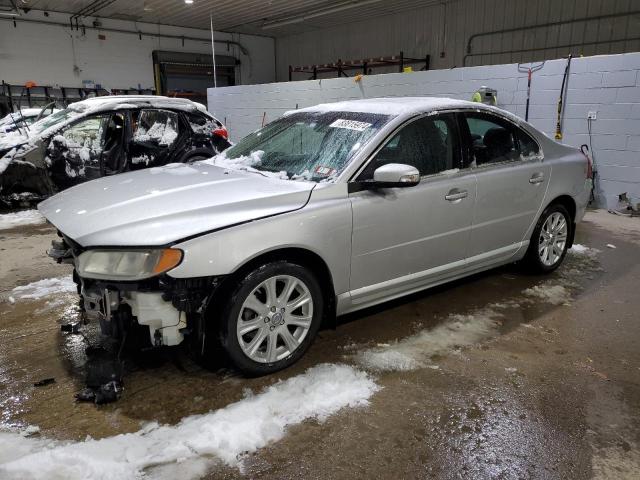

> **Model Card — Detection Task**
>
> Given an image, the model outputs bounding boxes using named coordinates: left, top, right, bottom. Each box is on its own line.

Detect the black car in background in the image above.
left=0, top=96, right=231, bottom=207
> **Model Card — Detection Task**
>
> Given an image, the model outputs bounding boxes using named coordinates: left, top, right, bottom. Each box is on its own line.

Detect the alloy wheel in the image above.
left=236, top=275, right=313, bottom=363
left=538, top=211, right=568, bottom=266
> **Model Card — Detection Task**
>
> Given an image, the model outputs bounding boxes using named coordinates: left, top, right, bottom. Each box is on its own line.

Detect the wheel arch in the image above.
left=219, top=246, right=337, bottom=329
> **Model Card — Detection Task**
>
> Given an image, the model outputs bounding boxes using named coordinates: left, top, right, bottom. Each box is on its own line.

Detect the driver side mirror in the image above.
left=371, top=163, right=420, bottom=188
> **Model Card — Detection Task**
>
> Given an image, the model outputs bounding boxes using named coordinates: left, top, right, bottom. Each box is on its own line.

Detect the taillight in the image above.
left=212, top=126, right=228, bottom=140
left=580, top=145, right=593, bottom=179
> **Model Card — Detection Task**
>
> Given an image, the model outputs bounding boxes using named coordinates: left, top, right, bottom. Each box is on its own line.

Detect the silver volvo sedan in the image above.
left=38, top=97, right=592, bottom=375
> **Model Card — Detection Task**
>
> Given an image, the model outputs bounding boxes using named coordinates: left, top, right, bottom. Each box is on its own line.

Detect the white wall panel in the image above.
left=0, top=10, right=275, bottom=90
left=209, top=51, right=640, bottom=209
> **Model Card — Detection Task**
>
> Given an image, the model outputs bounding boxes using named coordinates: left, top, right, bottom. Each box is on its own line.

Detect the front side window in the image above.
left=463, top=113, right=520, bottom=166
left=132, top=109, right=179, bottom=147
left=215, top=111, right=391, bottom=181
left=59, top=115, right=109, bottom=166
left=358, top=114, right=458, bottom=180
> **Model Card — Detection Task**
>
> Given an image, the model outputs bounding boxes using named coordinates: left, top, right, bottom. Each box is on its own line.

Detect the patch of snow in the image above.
left=11, top=276, right=76, bottom=300
left=441, top=168, right=460, bottom=175
left=289, top=97, right=521, bottom=123
left=522, top=284, right=570, bottom=306
left=200, top=150, right=288, bottom=180
left=22, top=426, right=40, bottom=436
left=0, top=363, right=378, bottom=480
left=0, top=210, right=45, bottom=230
left=131, top=154, right=151, bottom=165
left=570, top=243, right=600, bottom=256
left=355, top=308, right=503, bottom=372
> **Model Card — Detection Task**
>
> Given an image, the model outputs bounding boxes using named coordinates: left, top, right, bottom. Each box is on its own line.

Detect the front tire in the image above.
left=523, top=203, right=571, bottom=273
left=218, top=261, right=323, bottom=376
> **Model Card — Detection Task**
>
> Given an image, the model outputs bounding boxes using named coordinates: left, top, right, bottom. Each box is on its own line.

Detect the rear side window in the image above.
left=462, top=112, right=540, bottom=166
left=517, top=129, right=540, bottom=157
left=186, top=112, right=220, bottom=134
left=359, top=114, right=458, bottom=179
left=132, top=109, right=179, bottom=146
left=463, top=114, right=519, bottom=166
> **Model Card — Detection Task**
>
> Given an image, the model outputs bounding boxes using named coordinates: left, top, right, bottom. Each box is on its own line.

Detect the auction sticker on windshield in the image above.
left=329, top=119, right=372, bottom=131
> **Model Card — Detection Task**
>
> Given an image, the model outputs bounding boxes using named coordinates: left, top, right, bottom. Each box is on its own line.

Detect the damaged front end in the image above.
left=48, top=235, right=220, bottom=350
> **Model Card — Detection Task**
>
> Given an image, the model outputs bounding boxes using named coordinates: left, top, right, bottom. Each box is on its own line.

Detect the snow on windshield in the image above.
left=200, top=149, right=290, bottom=180
left=217, top=111, right=391, bottom=182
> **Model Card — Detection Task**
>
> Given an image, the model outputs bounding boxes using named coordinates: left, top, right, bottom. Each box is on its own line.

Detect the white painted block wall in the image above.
left=0, top=10, right=275, bottom=90
left=208, top=52, right=640, bottom=209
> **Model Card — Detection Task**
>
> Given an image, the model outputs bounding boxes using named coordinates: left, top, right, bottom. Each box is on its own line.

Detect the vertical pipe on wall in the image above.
left=210, top=12, right=217, bottom=88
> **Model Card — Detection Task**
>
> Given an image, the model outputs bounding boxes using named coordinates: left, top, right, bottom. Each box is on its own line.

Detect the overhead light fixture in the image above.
left=184, top=0, right=193, bottom=4
left=262, top=0, right=383, bottom=30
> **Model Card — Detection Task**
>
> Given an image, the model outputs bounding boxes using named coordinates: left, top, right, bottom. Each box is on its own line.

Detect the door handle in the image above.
left=445, top=189, right=468, bottom=201
left=529, top=173, right=545, bottom=184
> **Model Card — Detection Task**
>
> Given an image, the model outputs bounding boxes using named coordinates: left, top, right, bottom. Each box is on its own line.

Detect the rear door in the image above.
left=459, top=111, right=550, bottom=266
left=348, top=113, right=477, bottom=305
left=128, top=109, right=183, bottom=169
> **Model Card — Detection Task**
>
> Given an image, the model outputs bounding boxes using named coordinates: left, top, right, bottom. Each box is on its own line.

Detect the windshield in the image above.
left=27, top=108, right=78, bottom=136
left=214, top=111, right=391, bottom=181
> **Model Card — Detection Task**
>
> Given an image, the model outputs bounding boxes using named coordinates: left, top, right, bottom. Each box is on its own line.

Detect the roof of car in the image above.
left=292, top=96, right=497, bottom=117
left=68, top=95, right=209, bottom=114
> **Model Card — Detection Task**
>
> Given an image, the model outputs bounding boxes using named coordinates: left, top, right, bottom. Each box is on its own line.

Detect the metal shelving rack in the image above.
left=289, top=51, right=430, bottom=81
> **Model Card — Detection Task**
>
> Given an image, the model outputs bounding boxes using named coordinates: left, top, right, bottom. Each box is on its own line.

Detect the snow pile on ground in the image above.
left=0, top=363, right=378, bottom=480
left=355, top=308, right=503, bottom=372
left=569, top=243, right=600, bottom=256
left=0, top=210, right=45, bottom=230
left=11, top=276, right=76, bottom=300
left=522, top=284, right=570, bottom=306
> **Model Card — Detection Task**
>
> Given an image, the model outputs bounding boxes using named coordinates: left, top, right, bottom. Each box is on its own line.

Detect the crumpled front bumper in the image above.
left=47, top=235, right=220, bottom=348
left=82, top=286, right=187, bottom=346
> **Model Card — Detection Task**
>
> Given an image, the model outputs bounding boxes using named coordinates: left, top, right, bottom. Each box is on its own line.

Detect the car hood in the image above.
left=0, top=131, right=32, bottom=153
left=38, top=163, right=315, bottom=247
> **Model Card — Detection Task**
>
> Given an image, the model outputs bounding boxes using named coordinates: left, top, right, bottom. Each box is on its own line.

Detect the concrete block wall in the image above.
left=208, top=52, right=640, bottom=208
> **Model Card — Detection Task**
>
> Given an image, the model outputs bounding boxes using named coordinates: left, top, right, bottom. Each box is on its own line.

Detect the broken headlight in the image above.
left=76, top=249, right=183, bottom=281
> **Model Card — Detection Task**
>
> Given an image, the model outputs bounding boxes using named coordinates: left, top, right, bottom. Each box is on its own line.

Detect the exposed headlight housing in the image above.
left=77, top=249, right=183, bottom=281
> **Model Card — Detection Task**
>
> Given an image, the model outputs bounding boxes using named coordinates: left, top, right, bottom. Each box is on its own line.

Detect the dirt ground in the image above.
left=0, top=210, right=639, bottom=479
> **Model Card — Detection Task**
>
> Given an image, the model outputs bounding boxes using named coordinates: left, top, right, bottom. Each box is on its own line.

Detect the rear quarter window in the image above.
left=186, top=112, right=220, bottom=134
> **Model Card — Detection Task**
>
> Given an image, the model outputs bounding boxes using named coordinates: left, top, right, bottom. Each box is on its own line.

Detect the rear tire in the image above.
left=216, top=261, right=323, bottom=376
left=522, top=203, right=571, bottom=273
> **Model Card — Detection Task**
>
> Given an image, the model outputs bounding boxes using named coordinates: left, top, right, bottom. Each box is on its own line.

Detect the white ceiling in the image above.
left=13, top=0, right=444, bottom=36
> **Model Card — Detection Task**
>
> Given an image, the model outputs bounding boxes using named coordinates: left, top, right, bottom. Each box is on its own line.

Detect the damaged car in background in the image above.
left=0, top=106, right=60, bottom=134
left=0, top=95, right=230, bottom=208
left=38, top=97, right=592, bottom=376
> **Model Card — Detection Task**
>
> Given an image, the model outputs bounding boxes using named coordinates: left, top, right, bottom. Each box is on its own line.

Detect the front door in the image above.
left=349, top=113, right=477, bottom=307
left=459, top=111, right=551, bottom=267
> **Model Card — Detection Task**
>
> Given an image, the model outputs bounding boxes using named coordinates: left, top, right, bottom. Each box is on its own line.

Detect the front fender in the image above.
left=168, top=184, right=352, bottom=296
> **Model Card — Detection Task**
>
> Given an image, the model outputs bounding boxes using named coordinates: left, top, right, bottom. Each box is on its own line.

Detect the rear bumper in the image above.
left=574, top=179, right=592, bottom=223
